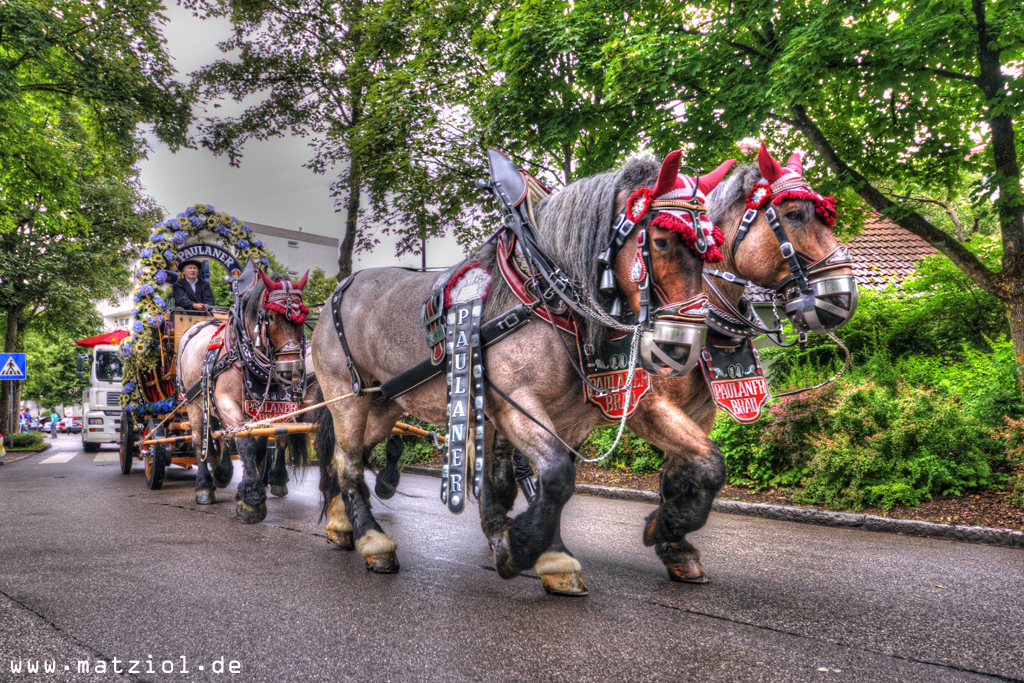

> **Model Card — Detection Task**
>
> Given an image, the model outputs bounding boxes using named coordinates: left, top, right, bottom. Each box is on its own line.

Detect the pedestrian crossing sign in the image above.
left=0, top=354, right=27, bottom=380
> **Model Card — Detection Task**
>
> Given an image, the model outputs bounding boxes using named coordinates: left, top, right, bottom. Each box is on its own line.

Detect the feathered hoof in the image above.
left=643, top=514, right=668, bottom=547
left=667, top=560, right=711, bottom=584
left=211, top=471, right=233, bottom=489
left=195, top=489, right=216, bottom=505
left=270, top=484, right=288, bottom=498
left=373, top=478, right=397, bottom=500
left=236, top=500, right=267, bottom=524
left=326, top=529, right=355, bottom=551
left=364, top=552, right=400, bottom=574
left=541, top=571, right=589, bottom=596
left=492, top=533, right=521, bottom=580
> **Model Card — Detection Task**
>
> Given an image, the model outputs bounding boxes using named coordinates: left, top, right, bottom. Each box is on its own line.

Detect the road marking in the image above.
left=39, top=452, right=78, bottom=464
left=94, top=453, right=119, bottom=462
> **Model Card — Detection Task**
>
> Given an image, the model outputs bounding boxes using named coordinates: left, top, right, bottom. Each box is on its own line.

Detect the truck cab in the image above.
left=79, top=345, right=123, bottom=452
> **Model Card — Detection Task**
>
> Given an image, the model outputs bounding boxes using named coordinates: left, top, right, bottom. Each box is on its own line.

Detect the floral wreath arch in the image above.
left=119, top=204, right=271, bottom=408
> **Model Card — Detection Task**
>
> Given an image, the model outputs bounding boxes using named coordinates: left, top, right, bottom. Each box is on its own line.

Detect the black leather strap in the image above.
left=330, top=274, right=364, bottom=396
left=379, top=304, right=532, bottom=401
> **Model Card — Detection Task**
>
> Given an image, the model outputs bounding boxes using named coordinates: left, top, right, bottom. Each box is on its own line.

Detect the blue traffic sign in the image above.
left=0, top=353, right=27, bottom=380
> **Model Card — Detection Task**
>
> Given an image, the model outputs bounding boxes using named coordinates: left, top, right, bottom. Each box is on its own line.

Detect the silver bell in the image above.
left=597, top=248, right=613, bottom=266
left=608, top=297, right=623, bottom=318
left=599, top=267, right=616, bottom=294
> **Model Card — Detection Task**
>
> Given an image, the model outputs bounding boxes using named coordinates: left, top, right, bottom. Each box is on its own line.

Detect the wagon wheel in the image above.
left=144, top=419, right=167, bottom=490
left=119, top=412, right=136, bottom=475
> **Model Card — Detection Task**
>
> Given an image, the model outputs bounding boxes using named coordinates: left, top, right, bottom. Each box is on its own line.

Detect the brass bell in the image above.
left=597, top=248, right=613, bottom=266
left=608, top=297, right=623, bottom=318
left=599, top=267, right=616, bottom=294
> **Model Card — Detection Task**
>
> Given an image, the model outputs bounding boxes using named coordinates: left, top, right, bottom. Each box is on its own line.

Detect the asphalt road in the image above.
left=1, top=435, right=1021, bottom=682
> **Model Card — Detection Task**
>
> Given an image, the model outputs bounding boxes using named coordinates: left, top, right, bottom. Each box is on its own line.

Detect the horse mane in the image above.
left=479, top=153, right=661, bottom=350
left=706, top=162, right=763, bottom=226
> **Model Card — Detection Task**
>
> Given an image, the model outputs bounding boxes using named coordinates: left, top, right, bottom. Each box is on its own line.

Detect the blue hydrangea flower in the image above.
left=236, top=239, right=249, bottom=250
left=153, top=295, right=165, bottom=307
left=124, top=381, right=134, bottom=393
left=206, top=205, right=215, bottom=212
left=122, top=347, right=132, bottom=359
left=143, top=284, right=155, bottom=295
left=217, top=226, right=228, bottom=236
left=141, top=248, right=153, bottom=258
left=173, top=231, right=187, bottom=244
left=163, top=250, right=173, bottom=261
left=176, top=212, right=187, bottom=219
left=253, top=240, right=263, bottom=248
left=150, top=234, right=163, bottom=242
left=186, top=206, right=196, bottom=216
left=132, top=321, right=144, bottom=333
left=191, top=217, right=204, bottom=228
left=155, top=270, right=167, bottom=284
left=242, top=224, right=251, bottom=233
left=261, top=257, right=269, bottom=267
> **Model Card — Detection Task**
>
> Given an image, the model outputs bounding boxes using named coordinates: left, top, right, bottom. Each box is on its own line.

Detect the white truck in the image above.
left=77, top=344, right=123, bottom=452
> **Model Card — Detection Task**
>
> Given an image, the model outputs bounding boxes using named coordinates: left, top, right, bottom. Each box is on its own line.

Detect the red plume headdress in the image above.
left=745, top=143, right=837, bottom=226
left=258, top=269, right=310, bottom=324
left=625, top=151, right=736, bottom=263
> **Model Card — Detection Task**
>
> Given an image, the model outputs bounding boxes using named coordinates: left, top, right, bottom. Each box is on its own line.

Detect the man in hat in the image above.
left=172, top=259, right=217, bottom=311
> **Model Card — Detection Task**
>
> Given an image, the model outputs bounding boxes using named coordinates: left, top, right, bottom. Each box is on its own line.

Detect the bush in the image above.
left=997, top=417, right=1024, bottom=509
left=8, top=431, right=45, bottom=450
left=585, top=426, right=664, bottom=474
left=797, top=380, right=994, bottom=509
left=367, top=416, right=445, bottom=468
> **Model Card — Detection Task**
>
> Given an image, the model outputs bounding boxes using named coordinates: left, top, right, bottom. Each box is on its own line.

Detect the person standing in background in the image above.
left=49, top=409, right=59, bottom=439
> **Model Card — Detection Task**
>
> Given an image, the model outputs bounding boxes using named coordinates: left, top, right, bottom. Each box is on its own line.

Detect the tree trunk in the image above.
left=336, top=166, right=362, bottom=281
left=0, top=306, right=20, bottom=437
left=1007, top=278, right=1024, bottom=396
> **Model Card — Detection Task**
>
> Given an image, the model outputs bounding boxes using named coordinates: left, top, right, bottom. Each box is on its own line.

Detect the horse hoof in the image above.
left=212, top=472, right=232, bottom=489
left=326, top=530, right=355, bottom=551
left=270, top=484, right=288, bottom=497
left=195, top=490, right=216, bottom=505
left=541, top=571, right=589, bottom=596
left=374, top=478, right=398, bottom=500
left=364, top=552, right=400, bottom=574
left=667, top=560, right=711, bottom=584
left=236, top=500, right=267, bottom=524
left=492, top=533, right=521, bottom=580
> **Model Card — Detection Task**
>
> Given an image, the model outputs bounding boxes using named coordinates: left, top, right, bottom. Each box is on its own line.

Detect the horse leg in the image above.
left=234, top=435, right=268, bottom=524
left=318, top=400, right=402, bottom=572
left=373, top=434, right=404, bottom=500
left=629, top=401, right=725, bottom=583
left=268, top=437, right=289, bottom=497
left=490, top=406, right=581, bottom=594
left=210, top=434, right=233, bottom=488
left=479, top=430, right=518, bottom=547
left=195, top=459, right=216, bottom=505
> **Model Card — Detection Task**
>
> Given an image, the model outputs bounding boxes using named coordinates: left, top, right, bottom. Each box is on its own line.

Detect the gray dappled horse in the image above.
left=177, top=270, right=309, bottom=523
left=311, top=152, right=717, bottom=594
left=493, top=144, right=858, bottom=586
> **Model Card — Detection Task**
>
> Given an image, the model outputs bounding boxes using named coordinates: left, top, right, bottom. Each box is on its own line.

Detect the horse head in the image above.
left=608, top=151, right=736, bottom=376
left=709, top=143, right=857, bottom=334
left=256, top=269, right=309, bottom=373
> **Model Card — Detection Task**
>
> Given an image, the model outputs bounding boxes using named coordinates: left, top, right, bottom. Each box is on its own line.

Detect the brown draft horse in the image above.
left=311, top=152, right=719, bottom=594
left=489, top=144, right=857, bottom=589
left=177, top=269, right=310, bottom=523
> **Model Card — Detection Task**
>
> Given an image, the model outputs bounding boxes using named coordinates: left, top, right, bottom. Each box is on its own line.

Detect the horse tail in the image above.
left=311, top=386, right=340, bottom=523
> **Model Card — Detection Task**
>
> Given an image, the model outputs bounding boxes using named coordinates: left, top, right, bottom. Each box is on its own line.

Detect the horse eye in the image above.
left=653, top=238, right=669, bottom=250
left=785, top=210, right=806, bottom=223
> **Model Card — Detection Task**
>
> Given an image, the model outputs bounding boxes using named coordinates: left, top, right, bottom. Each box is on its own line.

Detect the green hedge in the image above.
left=6, top=431, right=45, bottom=450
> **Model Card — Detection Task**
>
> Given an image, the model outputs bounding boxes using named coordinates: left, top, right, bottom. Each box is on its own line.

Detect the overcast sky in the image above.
left=137, top=4, right=465, bottom=275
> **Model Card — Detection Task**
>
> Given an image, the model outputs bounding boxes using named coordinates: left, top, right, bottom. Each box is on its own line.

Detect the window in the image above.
left=288, top=240, right=299, bottom=248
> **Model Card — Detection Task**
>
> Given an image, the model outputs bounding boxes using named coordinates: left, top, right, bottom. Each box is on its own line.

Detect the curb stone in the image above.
left=0, top=442, right=52, bottom=466
left=401, top=466, right=1024, bottom=550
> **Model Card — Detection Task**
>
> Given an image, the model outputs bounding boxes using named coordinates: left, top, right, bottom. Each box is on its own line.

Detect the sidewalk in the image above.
left=402, top=465, right=1024, bottom=550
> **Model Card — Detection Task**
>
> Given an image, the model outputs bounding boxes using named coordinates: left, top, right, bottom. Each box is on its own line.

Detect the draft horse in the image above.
left=312, top=150, right=720, bottom=593
left=493, top=143, right=858, bottom=586
left=177, top=266, right=310, bottom=523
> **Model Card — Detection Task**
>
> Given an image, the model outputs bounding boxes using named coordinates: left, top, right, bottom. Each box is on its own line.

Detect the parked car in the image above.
left=33, top=416, right=51, bottom=432
left=59, top=417, right=83, bottom=434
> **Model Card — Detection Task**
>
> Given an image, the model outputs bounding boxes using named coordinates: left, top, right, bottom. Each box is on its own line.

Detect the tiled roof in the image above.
left=848, top=211, right=938, bottom=289
left=743, top=211, right=938, bottom=302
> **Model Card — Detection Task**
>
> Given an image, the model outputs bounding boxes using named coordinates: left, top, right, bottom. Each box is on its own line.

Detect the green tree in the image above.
left=599, top=0, right=1024, bottom=390
left=0, top=0, right=193, bottom=434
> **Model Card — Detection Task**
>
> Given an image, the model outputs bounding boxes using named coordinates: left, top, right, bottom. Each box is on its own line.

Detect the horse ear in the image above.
left=257, top=269, right=279, bottom=291
left=757, top=143, right=785, bottom=184
left=696, top=159, right=737, bottom=196
left=784, top=152, right=803, bottom=175
left=294, top=270, right=309, bottom=291
left=652, top=149, right=683, bottom=197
